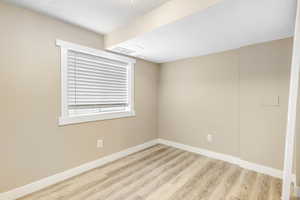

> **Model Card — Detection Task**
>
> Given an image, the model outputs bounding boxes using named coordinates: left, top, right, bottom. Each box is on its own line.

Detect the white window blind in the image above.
left=57, top=40, right=135, bottom=125
left=67, top=50, right=129, bottom=114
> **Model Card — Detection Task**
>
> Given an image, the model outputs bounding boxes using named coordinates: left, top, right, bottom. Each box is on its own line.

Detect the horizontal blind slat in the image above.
left=69, top=101, right=128, bottom=104
left=69, top=103, right=128, bottom=106
left=68, top=76, right=126, bottom=83
left=68, top=86, right=127, bottom=92
left=68, top=96, right=127, bottom=100
left=68, top=93, right=127, bottom=97
left=69, top=101, right=127, bottom=104
left=68, top=80, right=127, bottom=88
left=69, top=101, right=128, bottom=105
left=68, top=91, right=127, bottom=95
left=69, top=104, right=127, bottom=108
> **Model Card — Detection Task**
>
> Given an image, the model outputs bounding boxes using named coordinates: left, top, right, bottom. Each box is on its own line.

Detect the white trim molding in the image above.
left=282, top=0, right=300, bottom=199
left=0, top=140, right=158, bottom=200
left=59, top=110, right=136, bottom=125
left=1, top=138, right=297, bottom=200
left=56, top=40, right=136, bottom=64
left=56, top=39, right=136, bottom=126
left=296, top=186, right=300, bottom=197
left=157, top=139, right=240, bottom=166
left=158, top=139, right=296, bottom=182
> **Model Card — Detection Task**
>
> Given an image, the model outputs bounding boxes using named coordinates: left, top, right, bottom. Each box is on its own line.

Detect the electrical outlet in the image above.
left=97, top=139, right=103, bottom=148
left=207, top=134, right=213, bottom=143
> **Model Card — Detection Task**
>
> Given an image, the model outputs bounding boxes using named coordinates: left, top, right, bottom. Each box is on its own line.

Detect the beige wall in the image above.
left=0, top=2, right=159, bottom=192
left=158, top=38, right=293, bottom=170
left=158, top=50, right=240, bottom=156
left=239, top=39, right=293, bottom=170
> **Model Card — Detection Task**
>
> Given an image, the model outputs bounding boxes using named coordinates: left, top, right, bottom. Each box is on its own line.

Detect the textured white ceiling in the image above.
left=2, top=0, right=296, bottom=63
left=2, top=0, right=170, bottom=34
left=112, top=0, right=296, bottom=63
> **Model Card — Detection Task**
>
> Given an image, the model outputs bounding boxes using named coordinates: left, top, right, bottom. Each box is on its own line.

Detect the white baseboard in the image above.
left=158, top=139, right=296, bottom=182
left=0, top=139, right=159, bottom=200
left=296, top=186, right=300, bottom=197
left=1, top=138, right=296, bottom=200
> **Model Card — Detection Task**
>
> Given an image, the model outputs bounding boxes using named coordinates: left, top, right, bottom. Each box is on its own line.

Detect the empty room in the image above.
left=1, top=0, right=300, bottom=199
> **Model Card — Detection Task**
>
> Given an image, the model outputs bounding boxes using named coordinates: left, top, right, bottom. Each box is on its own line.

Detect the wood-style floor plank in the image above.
left=19, top=145, right=297, bottom=200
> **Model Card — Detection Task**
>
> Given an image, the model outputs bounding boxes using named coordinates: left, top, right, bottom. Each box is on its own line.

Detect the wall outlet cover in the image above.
left=207, top=134, right=213, bottom=143
left=97, top=140, right=103, bottom=148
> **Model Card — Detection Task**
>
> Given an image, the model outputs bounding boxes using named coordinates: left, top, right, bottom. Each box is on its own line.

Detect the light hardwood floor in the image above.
left=19, top=144, right=298, bottom=200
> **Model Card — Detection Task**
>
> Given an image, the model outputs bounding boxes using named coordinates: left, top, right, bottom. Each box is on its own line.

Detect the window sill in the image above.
left=59, top=110, right=136, bottom=126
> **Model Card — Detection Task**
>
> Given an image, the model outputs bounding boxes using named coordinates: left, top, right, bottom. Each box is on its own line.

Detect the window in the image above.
left=56, top=40, right=136, bottom=125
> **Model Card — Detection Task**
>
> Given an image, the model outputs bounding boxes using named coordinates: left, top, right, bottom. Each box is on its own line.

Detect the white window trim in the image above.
left=56, top=39, right=136, bottom=126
